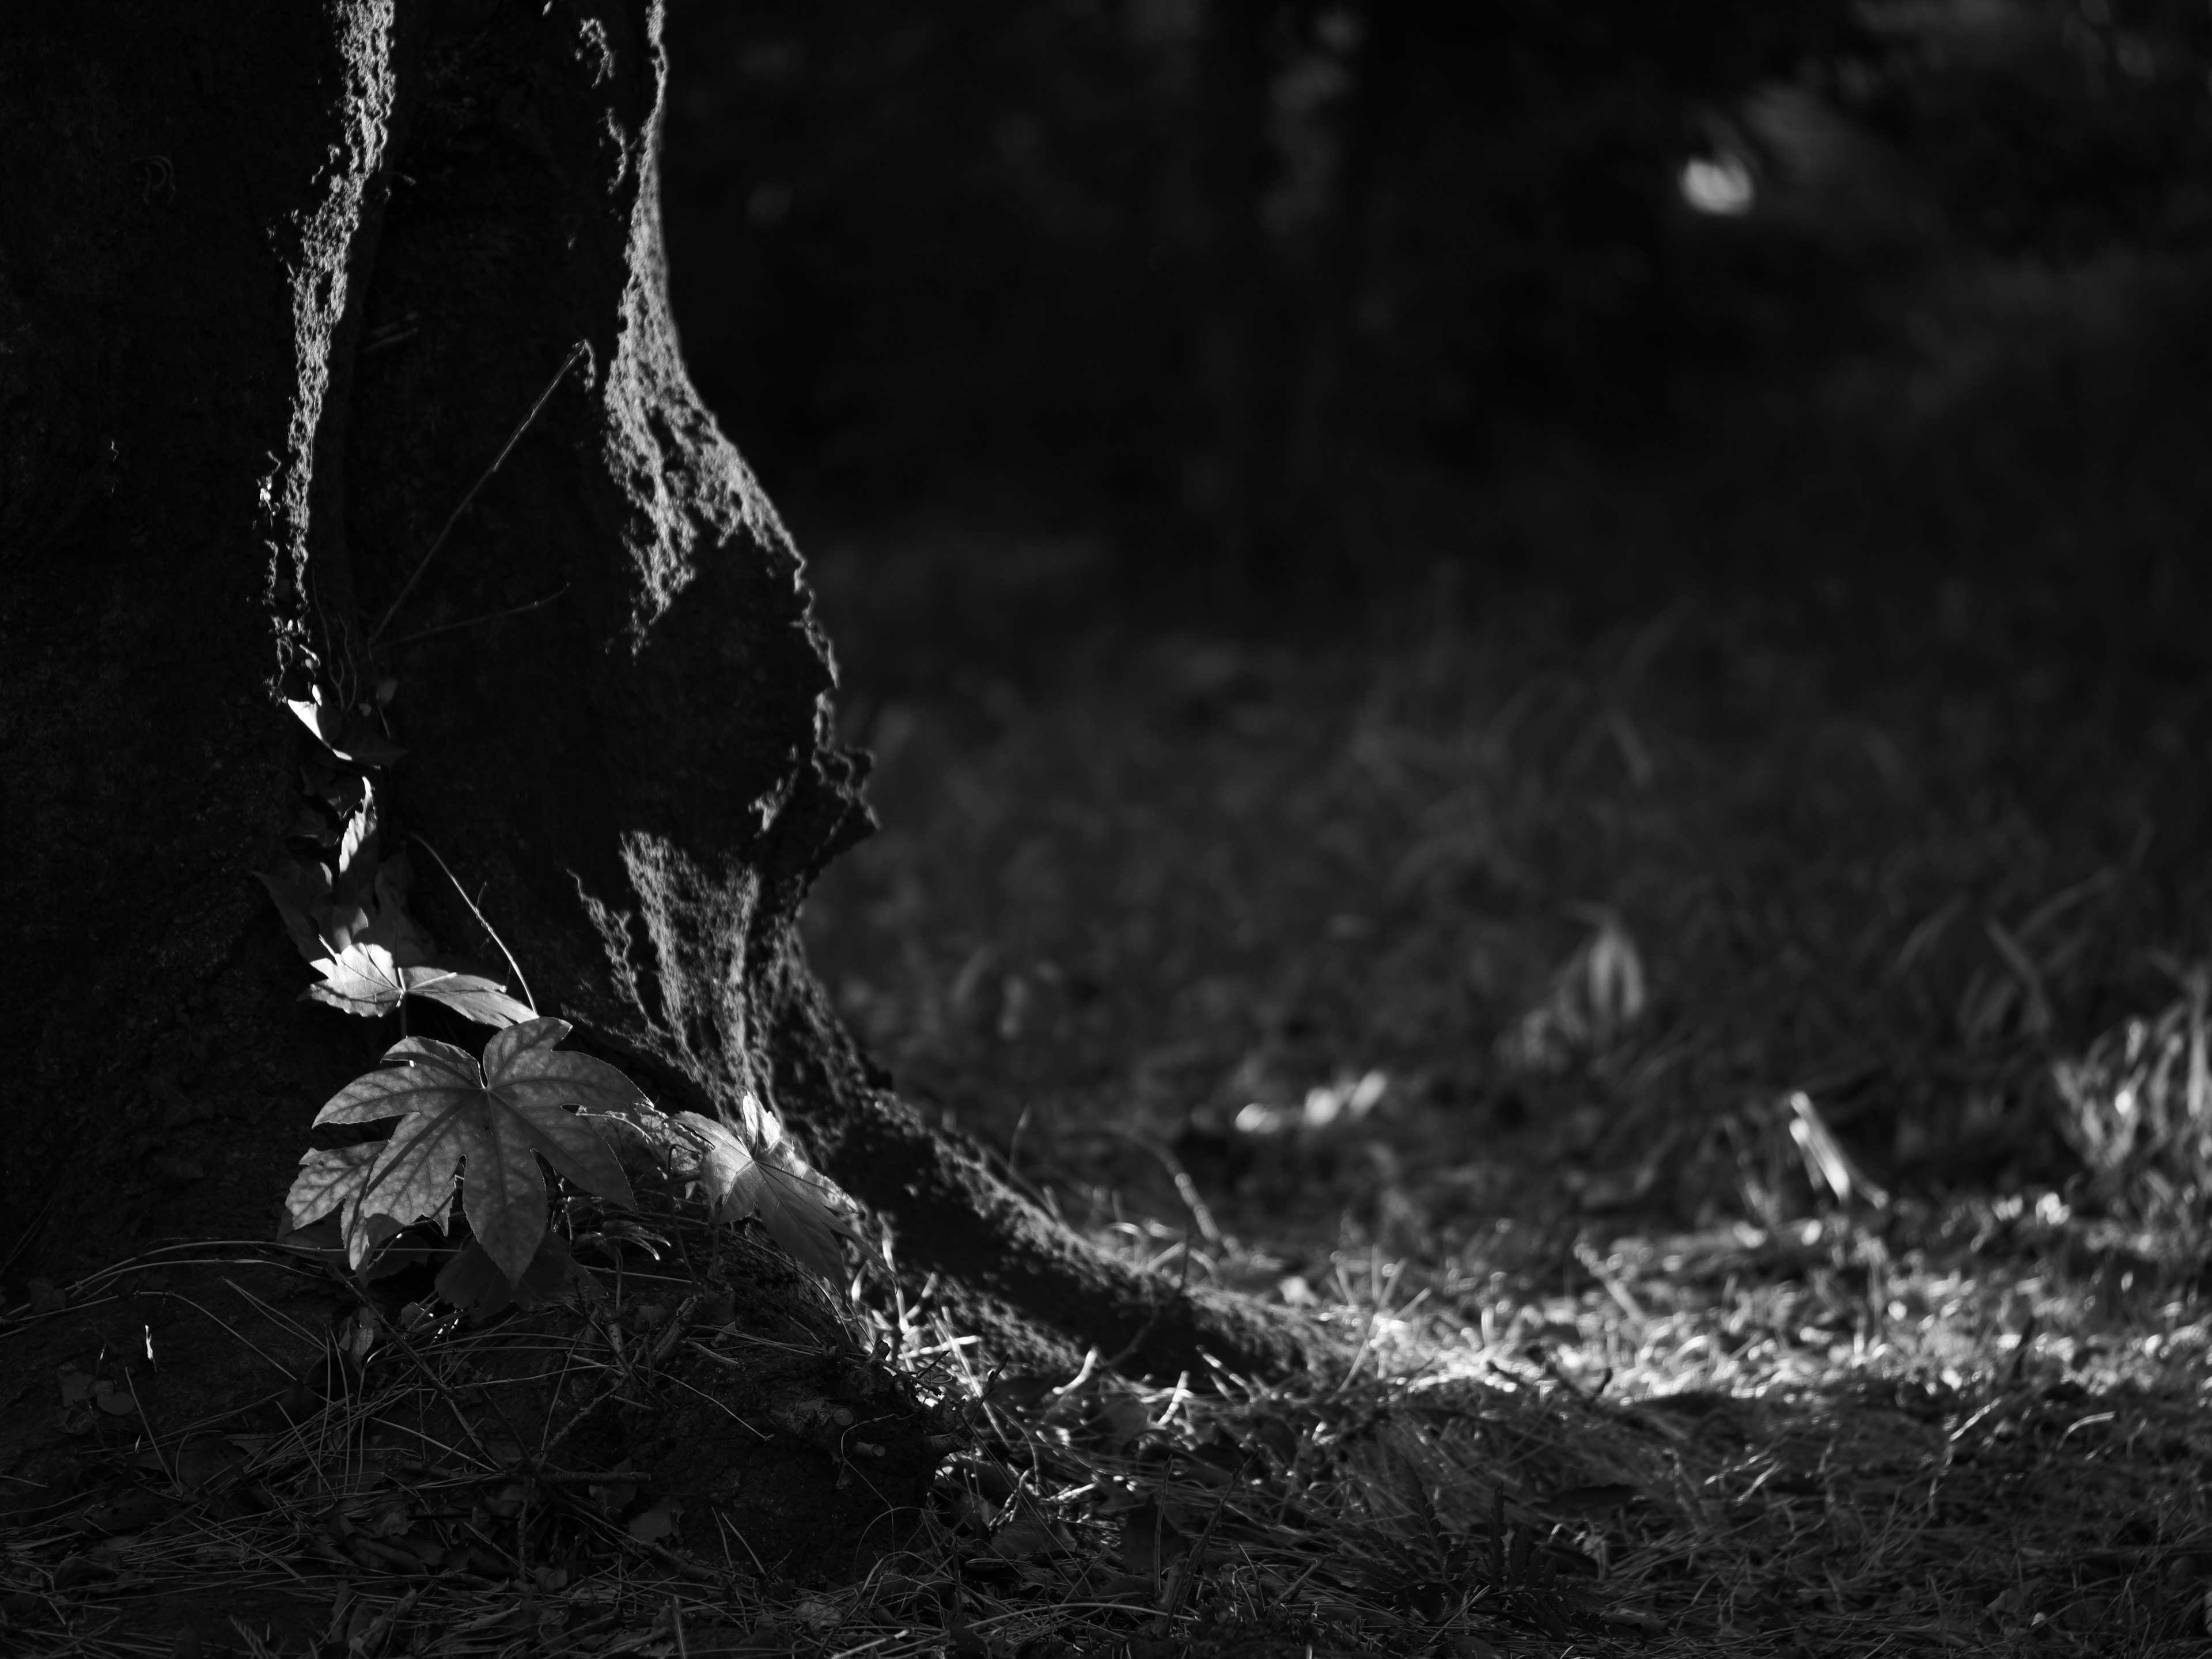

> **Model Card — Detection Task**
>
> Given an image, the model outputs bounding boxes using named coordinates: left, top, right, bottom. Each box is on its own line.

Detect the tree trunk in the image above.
left=1, top=1, right=1309, bottom=1387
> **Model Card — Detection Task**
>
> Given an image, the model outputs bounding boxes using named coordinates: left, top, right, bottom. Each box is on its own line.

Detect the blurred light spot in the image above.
left=1681, top=154, right=1755, bottom=217
left=1236, top=1101, right=1290, bottom=1134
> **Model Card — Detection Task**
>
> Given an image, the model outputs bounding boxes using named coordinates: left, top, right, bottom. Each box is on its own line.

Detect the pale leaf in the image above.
left=752, top=1158, right=859, bottom=1282
left=301, top=941, right=534, bottom=1028
left=676, top=1108, right=859, bottom=1281
left=304, top=942, right=407, bottom=1017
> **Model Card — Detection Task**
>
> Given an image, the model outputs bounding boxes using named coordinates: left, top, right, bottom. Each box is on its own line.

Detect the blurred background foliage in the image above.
left=660, top=0, right=2212, bottom=630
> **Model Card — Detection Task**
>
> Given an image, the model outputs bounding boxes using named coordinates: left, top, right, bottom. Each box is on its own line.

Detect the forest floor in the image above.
left=6, top=522, right=2212, bottom=1657
left=789, top=524, right=2212, bottom=1656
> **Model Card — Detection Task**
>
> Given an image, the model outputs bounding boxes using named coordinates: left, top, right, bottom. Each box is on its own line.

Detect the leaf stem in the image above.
left=368, top=342, right=586, bottom=646
left=377, top=584, right=571, bottom=650
left=412, top=833, right=537, bottom=1015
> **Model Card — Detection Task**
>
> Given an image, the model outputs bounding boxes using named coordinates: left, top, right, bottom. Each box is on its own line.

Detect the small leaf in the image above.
left=92, top=1380, right=137, bottom=1418
left=627, top=1497, right=682, bottom=1543
left=303, top=942, right=532, bottom=1027
left=304, top=942, right=407, bottom=1017
left=677, top=1105, right=860, bottom=1281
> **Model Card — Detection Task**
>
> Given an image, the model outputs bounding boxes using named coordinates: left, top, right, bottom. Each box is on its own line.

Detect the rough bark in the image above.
left=1, top=0, right=1313, bottom=1385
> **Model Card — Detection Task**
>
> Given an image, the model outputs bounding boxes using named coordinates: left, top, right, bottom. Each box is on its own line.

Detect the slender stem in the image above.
left=378, top=584, right=570, bottom=650
left=369, top=342, right=585, bottom=645
left=412, top=832, right=537, bottom=1014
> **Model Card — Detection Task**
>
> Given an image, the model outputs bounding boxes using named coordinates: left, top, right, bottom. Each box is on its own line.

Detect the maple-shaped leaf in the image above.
left=673, top=1103, right=861, bottom=1282
left=313, top=1018, right=647, bottom=1281
left=301, top=941, right=535, bottom=1026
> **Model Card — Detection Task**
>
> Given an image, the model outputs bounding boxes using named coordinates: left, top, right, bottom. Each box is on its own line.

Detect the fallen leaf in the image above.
left=90, top=1380, right=137, bottom=1418
left=675, top=1103, right=861, bottom=1281
left=626, top=1496, right=682, bottom=1543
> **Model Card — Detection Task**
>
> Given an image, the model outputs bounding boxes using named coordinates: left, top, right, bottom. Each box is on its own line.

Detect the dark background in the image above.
left=658, top=0, right=2212, bottom=648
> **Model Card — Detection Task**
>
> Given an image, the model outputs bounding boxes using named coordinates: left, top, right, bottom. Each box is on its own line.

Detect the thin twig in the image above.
left=0, top=1194, right=56, bottom=1285
left=369, top=342, right=585, bottom=644
left=411, top=831, right=536, bottom=1014
left=377, top=583, right=571, bottom=650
